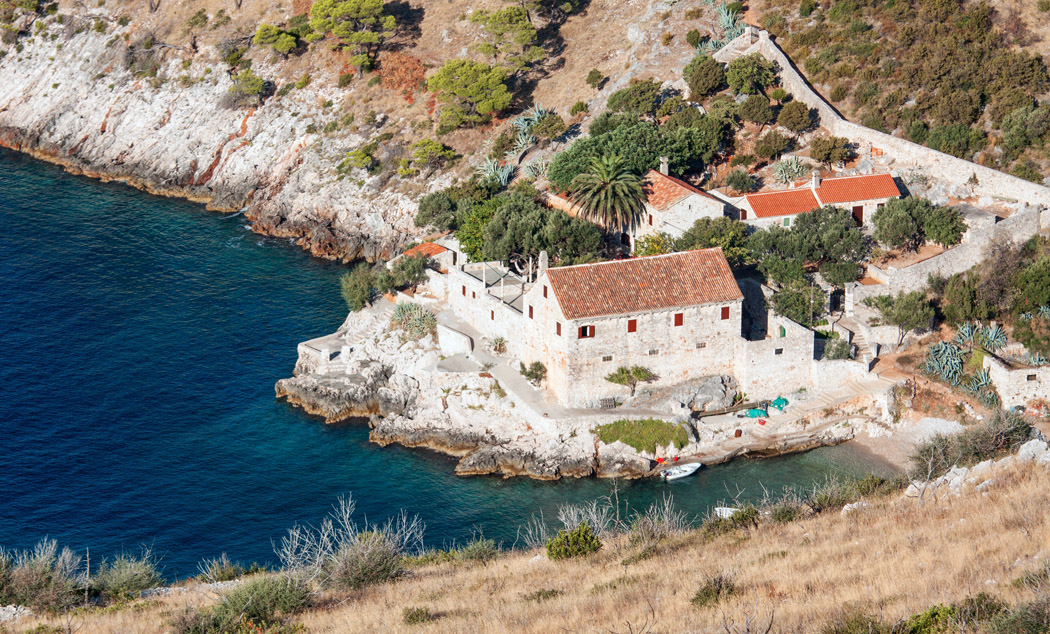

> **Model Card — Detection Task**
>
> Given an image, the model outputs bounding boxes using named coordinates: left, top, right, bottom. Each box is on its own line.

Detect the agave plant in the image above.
left=524, top=158, right=549, bottom=179
left=1029, top=352, right=1048, bottom=366
left=773, top=157, right=809, bottom=185
left=954, top=322, right=978, bottom=349
left=1019, top=312, right=1033, bottom=322
left=1039, top=305, right=1050, bottom=319
left=980, top=325, right=1007, bottom=352
left=923, top=341, right=964, bottom=386
left=524, top=103, right=549, bottom=125
left=978, top=390, right=1001, bottom=408
left=514, top=130, right=537, bottom=154
left=717, top=3, right=740, bottom=31
left=512, top=115, right=533, bottom=133
left=476, top=157, right=502, bottom=181
left=494, top=163, right=516, bottom=186
left=393, top=301, right=436, bottom=337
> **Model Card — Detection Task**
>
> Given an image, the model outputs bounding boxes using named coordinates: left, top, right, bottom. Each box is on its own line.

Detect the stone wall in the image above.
left=735, top=313, right=815, bottom=396
left=851, top=207, right=1042, bottom=304
left=984, top=355, right=1050, bottom=410
left=716, top=28, right=1050, bottom=214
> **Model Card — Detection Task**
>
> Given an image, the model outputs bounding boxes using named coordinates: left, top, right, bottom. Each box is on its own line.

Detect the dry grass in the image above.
left=15, top=461, right=1050, bottom=634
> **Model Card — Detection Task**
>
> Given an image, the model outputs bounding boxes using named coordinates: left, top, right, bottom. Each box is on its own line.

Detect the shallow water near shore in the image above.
left=0, top=149, right=896, bottom=579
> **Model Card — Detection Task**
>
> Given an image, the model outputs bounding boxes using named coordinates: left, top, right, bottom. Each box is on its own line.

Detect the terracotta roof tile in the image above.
left=744, top=188, right=821, bottom=218
left=815, top=173, right=900, bottom=204
left=643, top=170, right=718, bottom=211
left=404, top=242, right=449, bottom=258
left=545, top=248, right=742, bottom=321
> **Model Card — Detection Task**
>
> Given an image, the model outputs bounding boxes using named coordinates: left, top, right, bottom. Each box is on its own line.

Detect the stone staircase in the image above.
left=837, top=315, right=875, bottom=361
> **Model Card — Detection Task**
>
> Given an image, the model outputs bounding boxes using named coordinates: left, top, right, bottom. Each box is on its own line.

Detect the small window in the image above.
left=627, top=319, right=637, bottom=333
left=720, top=306, right=730, bottom=320
left=696, top=342, right=706, bottom=349
left=774, top=348, right=784, bottom=355
left=779, top=325, right=786, bottom=338
left=648, top=349, right=660, bottom=356
left=472, top=291, right=476, bottom=299
left=648, top=214, right=653, bottom=226
left=1028, top=374, right=1038, bottom=381
left=556, top=322, right=561, bottom=336
left=741, top=209, right=748, bottom=220
left=528, top=305, right=534, bottom=319
left=578, top=325, right=595, bottom=339
left=877, top=203, right=885, bottom=209
left=543, top=285, right=547, bottom=298
left=602, top=355, right=613, bottom=362
left=461, top=286, right=466, bottom=296
left=490, top=310, right=494, bottom=321
left=783, top=217, right=791, bottom=227
left=674, top=313, right=683, bottom=327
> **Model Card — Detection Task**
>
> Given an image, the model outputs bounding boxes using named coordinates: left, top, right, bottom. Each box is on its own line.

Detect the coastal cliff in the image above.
left=0, top=25, right=426, bottom=262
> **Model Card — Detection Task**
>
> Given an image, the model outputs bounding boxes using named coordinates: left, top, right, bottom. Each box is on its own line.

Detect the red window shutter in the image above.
left=490, top=310, right=494, bottom=321
left=648, top=214, right=653, bottom=225
left=578, top=325, right=594, bottom=339
left=741, top=209, right=747, bottom=220
left=721, top=306, right=730, bottom=320
left=543, top=285, right=547, bottom=298
left=472, top=291, right=476, bottom=299
left=556, top=322, right=561, bottom=336
left=674, top=313, right=683, bottom=327
left=528, top=305, right=534, bottom=319
left=461, top=286, right=466, bottom=296
left=627, top=319, right=637, bottom=333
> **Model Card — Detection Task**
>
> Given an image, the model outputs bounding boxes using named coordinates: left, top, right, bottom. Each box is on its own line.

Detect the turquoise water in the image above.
left=0, top=149, right=893, bottom=579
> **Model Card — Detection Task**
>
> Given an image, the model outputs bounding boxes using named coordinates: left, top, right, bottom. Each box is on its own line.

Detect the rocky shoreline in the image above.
left=275, top=304, right=883, bottom=480
left=0, top=26, right=429, bottom=263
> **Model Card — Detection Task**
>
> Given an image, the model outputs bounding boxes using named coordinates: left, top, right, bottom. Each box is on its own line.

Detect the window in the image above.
left=490, top=310, right=494, bottom=321
left=543, top=285, right=547, bottom=298
left=556, top=322, right=561, bottom=336
left=877, top=203, right=885, bottom=209
left=674, top=313, right=683, bottom=327
left=648, top=349, right=660, bottom=356
left=779, top=325, right=786, bottom=338
left=627, top=319, right=637, bottom=333
left=1028, top=374, right=1038, bottom=381
left=528, top=305, right=533, bottom=319
left=774, top=348, right=784, bottom=355
left=602, top=355, right=613, bottom=362
left=648, top=214, right=653, bottom=226
left=720, top=306, right=730, bottom=320
left=461, top=286, right=466, bottom=296
left=740, top=209, right=748, bottom=220
left=696, top=342, right=706, bottom=349
left=783, top=217, right=791, bottom=227
left=578, top=325, right=595, bottom=339
left=471, top=291, right=476, bottom=299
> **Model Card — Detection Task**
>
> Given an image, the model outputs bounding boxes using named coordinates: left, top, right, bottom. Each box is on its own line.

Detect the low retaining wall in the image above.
left=985, top=355, right=1050, bottom=410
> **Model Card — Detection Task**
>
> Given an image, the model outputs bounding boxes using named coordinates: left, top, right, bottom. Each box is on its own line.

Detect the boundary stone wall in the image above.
left=984, top=355, right=1050, bottom=409
left=716, top=28, right=1050, bottom=213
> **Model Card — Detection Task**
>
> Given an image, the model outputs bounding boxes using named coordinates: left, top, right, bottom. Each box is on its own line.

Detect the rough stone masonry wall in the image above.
left=716, top=28, right=1050, bottom=212
left=984, top=355, right=1050, bottom=409
left=851, top=207, right=1042, bottom=303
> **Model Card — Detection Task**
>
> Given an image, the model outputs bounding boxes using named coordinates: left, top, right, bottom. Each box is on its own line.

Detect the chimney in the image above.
left=811, top=170, right=821, bottom=191
left=659, top=156, right=669, bottom=175
left=537, top=250, right=549, bottom=277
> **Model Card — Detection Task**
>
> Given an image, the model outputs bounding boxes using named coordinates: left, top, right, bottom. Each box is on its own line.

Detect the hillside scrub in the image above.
left=765, top=0, right=1050, bottom=178
left=909, top=410, right=1031, bottom=479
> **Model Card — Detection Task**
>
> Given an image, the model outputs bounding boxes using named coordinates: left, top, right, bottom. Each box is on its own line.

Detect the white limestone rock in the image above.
left=1016, top=439, right=1050, bottom=464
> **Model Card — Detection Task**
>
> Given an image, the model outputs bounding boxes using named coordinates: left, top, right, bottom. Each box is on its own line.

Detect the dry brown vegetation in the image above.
left=14, top=460, right=1050, bottom=634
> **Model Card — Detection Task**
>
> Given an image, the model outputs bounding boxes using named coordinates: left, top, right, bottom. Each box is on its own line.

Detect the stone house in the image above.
left=629, top=164, right=728, bottom=248
left=737, top=172, right=901, bottom=228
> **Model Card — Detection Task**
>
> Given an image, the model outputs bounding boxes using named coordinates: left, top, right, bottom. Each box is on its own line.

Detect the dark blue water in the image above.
left=0, top=149, right=893, bottom=579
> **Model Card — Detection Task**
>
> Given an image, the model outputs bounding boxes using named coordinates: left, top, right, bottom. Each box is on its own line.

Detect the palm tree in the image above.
left=568, top=154, right=646, bottom=232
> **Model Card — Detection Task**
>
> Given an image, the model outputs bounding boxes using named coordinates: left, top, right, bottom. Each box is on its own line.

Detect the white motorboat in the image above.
left=661, top=462, right=702, bottom=480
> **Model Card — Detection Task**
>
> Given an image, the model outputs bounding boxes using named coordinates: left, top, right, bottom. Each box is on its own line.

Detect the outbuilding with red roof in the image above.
left=737, top=172, right=901, bottom=228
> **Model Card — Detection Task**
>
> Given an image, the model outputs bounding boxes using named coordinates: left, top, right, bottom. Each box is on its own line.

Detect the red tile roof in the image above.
left=643, top=170, right=718, bottom=211
left=545, top=248, right=743, bottom=321
left=404, top=242, right=449, bottom=258
left=745, top=173, right=900, bottom=219
left=744, top=188, right=821, bottom=218
left=815, top=173, right=900, bottom=204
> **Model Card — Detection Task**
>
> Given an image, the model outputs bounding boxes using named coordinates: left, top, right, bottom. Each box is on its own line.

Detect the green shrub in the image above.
left=519, top=361, right=547, bottom=383
left=402, top=606, right=436, bottom=625
left=570, top=100, right=588, bottom=116
left=909, top=410, right=1030, bottom=479
left=607, top=78, right=661, bottom=115
left=340, top=264, right=375, bottom=312
left=338, top=72, right=353, bottom=88
left=585, top=68, right=604, bottom=89
left=456, top=537, right=499, bottom=563
left=325, top=531, right=406, bottom=591
left=173, top=575, right=311, bottom=633
left=820, top=609, right=890, bottom=634
left=545, top=523, right=602, bottom=560
left=91, top=551, right=162, bottom=600
left=691, top=572, right=735, bottom=607
left=197, top=554, right=247, bottom=582
left=593, top=418, right=688, bottom=453
left=829, top=84, right=848, bottom=102
left=726, top=168, right=756, bottom=193
left=0, top=539, right=84, bottom=612
left=1040, top=0, right=1050, bottom=11
left=986, top=598, right=1050, bottom=634
left=523, top=588, right=562, bottom=601
left=226, top=69, right=265, bottom=108
left=686, top=28, right=701, bottom=48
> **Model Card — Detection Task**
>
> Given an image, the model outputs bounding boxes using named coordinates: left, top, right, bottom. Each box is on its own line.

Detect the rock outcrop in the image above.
left=0, top=27, right=427, bottom=262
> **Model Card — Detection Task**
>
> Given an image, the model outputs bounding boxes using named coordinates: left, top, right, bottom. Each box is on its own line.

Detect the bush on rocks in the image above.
left=545, top=523, right=602, bottom=560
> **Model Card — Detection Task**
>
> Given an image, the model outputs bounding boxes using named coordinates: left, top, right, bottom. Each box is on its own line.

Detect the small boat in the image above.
left=661, top=462, right=702, bottom=480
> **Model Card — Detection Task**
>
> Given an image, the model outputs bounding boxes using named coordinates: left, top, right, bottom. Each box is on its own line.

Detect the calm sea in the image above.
left=0, top=149, right=893, bottom=578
